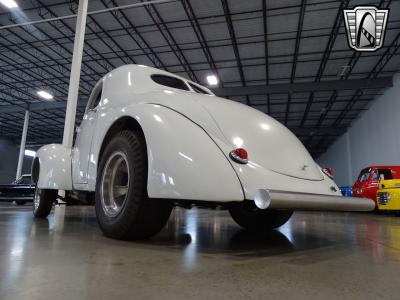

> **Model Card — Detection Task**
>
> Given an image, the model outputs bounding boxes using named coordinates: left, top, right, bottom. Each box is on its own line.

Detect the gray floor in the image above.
left=1, top=203, right=400, bottom=300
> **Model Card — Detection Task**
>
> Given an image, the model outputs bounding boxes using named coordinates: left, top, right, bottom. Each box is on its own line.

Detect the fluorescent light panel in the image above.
left=37, top=90, right=53, bottom=100
left=0, top=0, right=18, bottom=8
left=206, top=75, right=218, bottom=86
left=25, top=150, right=36, bottom=157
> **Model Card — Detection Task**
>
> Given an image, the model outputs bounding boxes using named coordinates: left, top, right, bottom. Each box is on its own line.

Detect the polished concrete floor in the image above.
left=1, top=203, right=400, bottom=300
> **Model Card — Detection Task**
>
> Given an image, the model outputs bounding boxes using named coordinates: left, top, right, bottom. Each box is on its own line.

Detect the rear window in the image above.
left=377, top=169, right=393, bottom=180
left=151, top=74, right=189, bottom=91
left=188, top=82, right=210, bottom=95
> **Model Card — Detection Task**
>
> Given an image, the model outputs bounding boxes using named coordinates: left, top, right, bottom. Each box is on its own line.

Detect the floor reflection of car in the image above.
left=0, top=174, right=34, bottom=205
left=376, top=179, right=400, bottom=216
left=353, top=166, right=400, bottom=207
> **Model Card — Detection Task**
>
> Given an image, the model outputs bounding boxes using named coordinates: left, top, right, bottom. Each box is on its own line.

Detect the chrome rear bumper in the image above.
left=254, top=189, right=375, bottom=212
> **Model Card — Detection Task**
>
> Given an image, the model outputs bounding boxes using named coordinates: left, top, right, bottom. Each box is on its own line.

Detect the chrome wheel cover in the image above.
left=100, top=151, right=130, bottom=217
left=34, top=188, right=41, bottom=211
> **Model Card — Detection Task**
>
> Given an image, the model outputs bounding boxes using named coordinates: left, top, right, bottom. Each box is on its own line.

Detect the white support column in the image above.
left=16, top=110, right=30, bottom=180
left=62, top=0, right=88, bottom=148
left=345, top=131, right=353, bottom=185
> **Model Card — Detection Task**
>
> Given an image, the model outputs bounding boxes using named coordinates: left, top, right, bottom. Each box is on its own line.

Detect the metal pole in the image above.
left=16, top=110, right=29, bottom=180
left=62, top=0, right=88, bottom=148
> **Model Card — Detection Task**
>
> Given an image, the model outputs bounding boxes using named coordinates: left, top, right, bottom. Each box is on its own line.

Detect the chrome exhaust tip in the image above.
left=253, top=189, right=375, bottom=212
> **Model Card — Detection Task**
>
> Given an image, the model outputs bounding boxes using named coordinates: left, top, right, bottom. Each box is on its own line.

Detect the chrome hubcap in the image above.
left=34, top=188, right=41, bottom=211
left=100, top=151, right=130, bottom=217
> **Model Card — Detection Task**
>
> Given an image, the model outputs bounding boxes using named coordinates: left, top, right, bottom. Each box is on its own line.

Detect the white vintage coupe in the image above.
left=31, top=65, right=374, bottom=239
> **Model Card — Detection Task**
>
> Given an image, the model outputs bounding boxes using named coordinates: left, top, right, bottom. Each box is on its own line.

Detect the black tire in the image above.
left=33, top=188, right=57, bottom=218
left=95, top=130, right=172, bottom=240
left=229, top=201, right=293, bottom=230
left=15, top=200, right=27, bottom=205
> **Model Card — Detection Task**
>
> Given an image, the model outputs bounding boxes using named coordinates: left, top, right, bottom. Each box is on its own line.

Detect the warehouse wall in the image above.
left=0, top=138, right=33, bottom=184
left=318, top=73, right=400, bottom=187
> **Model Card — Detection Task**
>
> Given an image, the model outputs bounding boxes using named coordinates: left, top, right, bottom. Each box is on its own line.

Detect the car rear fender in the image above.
left=88, top=103, right=244, bottom=201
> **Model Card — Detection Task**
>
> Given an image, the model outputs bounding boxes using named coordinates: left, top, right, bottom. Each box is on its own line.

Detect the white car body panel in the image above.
left=34, top=64, right=342, bottom=203
left=35, top=144, right=72, bottom=190
left=72, top=109, right=99, bottom=184
left=84, top=104, right=245, bottom=201
left=194, top=97, right=324, bottom=181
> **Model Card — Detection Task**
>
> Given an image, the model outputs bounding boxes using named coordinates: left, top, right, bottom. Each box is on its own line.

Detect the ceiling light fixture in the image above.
left=24, top=150, right=36, bottom=157
left=206, top=75, right=218, bottom=86
left=37, top=90, right=53, bottom=100
left=0, top=0, right=18, bottom=8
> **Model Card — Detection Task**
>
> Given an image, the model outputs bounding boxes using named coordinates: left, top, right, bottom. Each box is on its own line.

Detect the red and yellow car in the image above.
left=353, top=166, right=400, bottom=207
left=376, top=179, right=400, bottom=215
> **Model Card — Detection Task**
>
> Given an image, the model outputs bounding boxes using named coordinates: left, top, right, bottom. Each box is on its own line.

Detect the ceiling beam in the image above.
left=0, top=100, right=86, bottom=113
left=142, top=0, right=198, bottom=82
left=285, top=0, right=306, bottom=126
left=0, top=76, right=392, bottom=114
left=181, top=0, right=220, bottom=84
left=220, top=0, right=249, bottom=105
left=212, top=76, right=393, bottom=96
left=291, top=126, right=346, bottom=136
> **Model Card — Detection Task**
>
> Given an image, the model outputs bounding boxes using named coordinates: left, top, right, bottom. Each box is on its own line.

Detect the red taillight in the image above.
left=229, top=148, right=248, bottom=164
left=235, top=148, right=248, bottom=160
left=323, top=167, right=334, bottom=178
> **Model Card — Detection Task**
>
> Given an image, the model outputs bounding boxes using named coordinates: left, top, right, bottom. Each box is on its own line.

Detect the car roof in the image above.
left=107, top=64, right=214, bottom=95
left=363, top=166, right=400, bottom=170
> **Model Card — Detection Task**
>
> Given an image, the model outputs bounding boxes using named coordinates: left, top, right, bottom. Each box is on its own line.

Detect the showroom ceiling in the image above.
left=0, top=0, right=399, bottom=157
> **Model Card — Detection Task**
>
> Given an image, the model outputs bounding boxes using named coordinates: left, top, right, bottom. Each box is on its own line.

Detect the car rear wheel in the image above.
left=229, top=201, right=293, bottom=230
left=95, top=130, right=172, bottom=240
left=33, top=188, right=58, bottom=218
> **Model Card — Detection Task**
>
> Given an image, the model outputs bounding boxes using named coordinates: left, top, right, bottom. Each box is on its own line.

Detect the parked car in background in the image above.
left=353, top=166, right=400, bottom=206
left=340, top=186, right=353, bottom=197
left=376, top=179, right=400, bottom=216
left=0, top=174, right=34, bottom=205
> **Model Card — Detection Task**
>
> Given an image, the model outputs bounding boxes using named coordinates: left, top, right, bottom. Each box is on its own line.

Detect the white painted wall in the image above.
left=318, top=73, right=400, bottom=187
